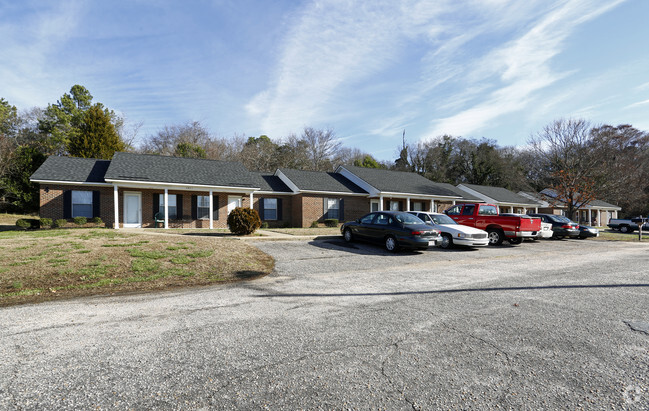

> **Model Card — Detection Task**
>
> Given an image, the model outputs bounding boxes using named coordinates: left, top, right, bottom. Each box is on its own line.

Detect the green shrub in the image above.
left=324, top=219, right=339, bottom=227
left=15, top=219, right=30, bottom=229
left=73, top=216, right=87, bottom=226
left=310, top=221, right=319, bottom=228
left=227, top=207, right=261, bottom=235
left=53, top=219, right=68, bottom=228
left=91, top=217, right=103, bottom=226
left=260, top=222, right=269, bottom=229
left=40, top=218, right=53, bottom=228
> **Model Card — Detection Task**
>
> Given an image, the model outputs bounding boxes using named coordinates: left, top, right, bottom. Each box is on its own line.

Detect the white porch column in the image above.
left=406, top=197, right=411, bottom=211
left=209, top=190, right=214, bottom=230
left=430, top=199, right=435, bottom=212
left=597, top=209, right=601, bottom=226
left=535, top=207, right=538, bottom=213
left=164, top=188, right=169, bottom=229
left=379, top=195, right=384, bottom=211
left=523, top=207, right=527, bottom=214
left=113, top=185, right=119, bottom=229
left=249, top=192, right=253, bottom=209
left=452, top=200, right=456, bottom=205
left=588, top=209, right=592, bottom=225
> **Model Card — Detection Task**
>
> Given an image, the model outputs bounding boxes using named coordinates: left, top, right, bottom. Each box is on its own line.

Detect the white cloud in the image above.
left=625, top=99, right=649, bottom=109
left=426, top=0, right=626, bottom=139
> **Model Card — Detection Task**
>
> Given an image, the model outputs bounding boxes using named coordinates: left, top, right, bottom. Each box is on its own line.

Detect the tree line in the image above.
left=1, top=85, right=648, bottom=219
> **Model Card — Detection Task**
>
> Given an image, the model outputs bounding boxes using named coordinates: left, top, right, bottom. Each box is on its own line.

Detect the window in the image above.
left=371, top=201, right=379, bottom=212
left=197, top=196, right=210, bottom=220
left=263, top=198, right=278, bottom=220
left=446, top=205, right=461, bottom=215
left=375, top=214, right=390, bottom=225
left=478, top=205, right=498, bottom=216
left=72, top=190, right=93, bottom=218
left=462, top=205, right=475, bottom=215
left=326, top=198, right=339, bottom=219
left=389, top=201, right=400, bottom=211
left=361, top=213, right=375, bottom=224
left=159, top=194, right=177, bottom=219
left=412, top=202, right=423, bottom=211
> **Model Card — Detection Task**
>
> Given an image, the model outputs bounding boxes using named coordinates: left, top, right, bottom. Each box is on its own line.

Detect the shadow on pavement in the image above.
left=256, top=283, right=649, bottom=298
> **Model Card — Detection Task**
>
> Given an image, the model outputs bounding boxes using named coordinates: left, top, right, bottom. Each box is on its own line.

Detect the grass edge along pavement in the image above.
left=0, top=228, right=274, bottom=307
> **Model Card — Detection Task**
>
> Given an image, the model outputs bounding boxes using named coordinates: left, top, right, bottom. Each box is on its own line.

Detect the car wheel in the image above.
left=439, top=233, right=453, bottom=249
left=343, top=228, right=353, bottom=243
left=384, top=236, right=398, bottom=252
left=620, top=225, right=631, bottom=233
left=487, top=229, right=504, bottom=246
left=508, top=237, right=523, bottom=245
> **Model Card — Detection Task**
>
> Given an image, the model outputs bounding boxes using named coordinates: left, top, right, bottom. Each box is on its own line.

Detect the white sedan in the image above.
left=408, top=211, right=490, bottom=249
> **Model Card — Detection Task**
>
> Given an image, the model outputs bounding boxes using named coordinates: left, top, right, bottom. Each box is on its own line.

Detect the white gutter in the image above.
left=31, top=179, right=112, bottom=187
left=104, top=178, right=259, bottom=193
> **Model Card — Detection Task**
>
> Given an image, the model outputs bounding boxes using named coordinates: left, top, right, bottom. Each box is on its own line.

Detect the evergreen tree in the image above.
left=67, top=104, right=125, bottom=159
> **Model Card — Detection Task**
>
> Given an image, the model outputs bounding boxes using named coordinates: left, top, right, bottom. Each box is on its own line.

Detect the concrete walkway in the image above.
left=116, top=227, right=339, bottom=241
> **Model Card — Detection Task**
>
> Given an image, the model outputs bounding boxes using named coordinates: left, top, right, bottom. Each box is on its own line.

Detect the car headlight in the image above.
left=457, top=233, right=466, bottom=238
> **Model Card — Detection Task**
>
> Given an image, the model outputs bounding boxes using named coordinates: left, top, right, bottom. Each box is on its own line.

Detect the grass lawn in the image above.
left=0, top=228, right=274, bottom=307
left=594, top=230, right=649, bottom=241
left=266, top=226, right=341, bottom=236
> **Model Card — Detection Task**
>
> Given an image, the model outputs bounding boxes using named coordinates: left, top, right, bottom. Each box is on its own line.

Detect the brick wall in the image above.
left=253, top=195, right=293, bottom=227
left=299, top=194, right=369, bottom=227
left=40, top=184, right=115, bottom=225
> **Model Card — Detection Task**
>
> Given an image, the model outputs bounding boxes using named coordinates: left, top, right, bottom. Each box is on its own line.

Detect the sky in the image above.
left=1, top=0, right=648, bottom=161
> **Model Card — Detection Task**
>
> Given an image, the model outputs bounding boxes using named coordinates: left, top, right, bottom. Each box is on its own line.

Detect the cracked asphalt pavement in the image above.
left=1, top=238, right=649, bottom=409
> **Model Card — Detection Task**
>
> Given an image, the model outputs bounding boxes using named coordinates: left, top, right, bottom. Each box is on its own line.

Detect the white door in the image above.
left=123, top=192, right=142, bottom=228
left=227, top=196, right=242, bottom=215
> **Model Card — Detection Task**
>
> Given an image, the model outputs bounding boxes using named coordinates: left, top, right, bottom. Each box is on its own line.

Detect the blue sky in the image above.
left=1, top=0, right=648, bottom=161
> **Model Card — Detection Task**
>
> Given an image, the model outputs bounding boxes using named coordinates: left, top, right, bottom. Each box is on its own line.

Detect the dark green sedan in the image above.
left=341, top=211, right=441, bottom=252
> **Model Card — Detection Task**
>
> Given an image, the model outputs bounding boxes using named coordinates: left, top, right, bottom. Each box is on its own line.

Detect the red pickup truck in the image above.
left=444, top=203, right=542, bottom=245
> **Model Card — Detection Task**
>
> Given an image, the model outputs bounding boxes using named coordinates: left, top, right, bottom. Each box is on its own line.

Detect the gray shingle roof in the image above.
left=31, top=156, right=110, bottom=184
left=104, top=152, right=259, bottom=188
left=539, top=188, right=620, bottom=209
left=253, top=173, right=292, bottom=193
left=279, top=168, right=367, bottom=194
left=341, top=165, right=459, bottom=197
left=435, top=183, right=484, bottom=202
left=461, top=183, right=540, bottom=205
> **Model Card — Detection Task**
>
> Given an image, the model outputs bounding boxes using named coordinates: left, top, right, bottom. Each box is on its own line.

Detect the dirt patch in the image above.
left=0, top=228, right=274, bottom=307
left=267, top=227, right=341, bottom=236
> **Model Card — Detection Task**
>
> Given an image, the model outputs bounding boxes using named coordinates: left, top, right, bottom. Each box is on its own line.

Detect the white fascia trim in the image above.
left=254, top=190, right=296, bottom=196
left=300, top=190, right=368, bottom=197
left=31, top=179, right=112, bottom=187
left=497, top=202, right=542, bottom=208
left=274, top=170, right=300, bottom=193
left=335, top=166, right=380, bottom=196
left=456, top=185, right=497, bottom=204
left=105, top=179, right=259, bottom=193
left=377, top=191, right=462, bottom=200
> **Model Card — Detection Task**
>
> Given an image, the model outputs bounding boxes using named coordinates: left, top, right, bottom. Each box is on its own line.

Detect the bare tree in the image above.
left=301, top=127, right=342, bottom=171
left=528, top=119, right=599, bottom=219
left=140, top=121, right=211, bottom=156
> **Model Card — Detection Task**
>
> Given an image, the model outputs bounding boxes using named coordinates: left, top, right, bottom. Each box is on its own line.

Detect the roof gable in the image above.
left=277, top=168, right=367, bottom=194
left=339, top=165, right=459, bottom=197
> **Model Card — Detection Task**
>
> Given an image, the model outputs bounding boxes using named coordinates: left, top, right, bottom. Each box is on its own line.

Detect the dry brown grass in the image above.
left=593, top=230, right=649, bottom=241
left=0, top=228, right=274, bottom=307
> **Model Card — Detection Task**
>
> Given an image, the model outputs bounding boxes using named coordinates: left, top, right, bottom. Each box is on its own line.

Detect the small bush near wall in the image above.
left=73, top=217, right=88, bottom=226
left=91, top=217, right=103, bottom=226
left=40, top=218, right=53, bottom=228
left=15, top=219, right=30, bottom=229
left=227, top=207, right=261, bottom=235
left=260, top=222, right=269, bottom=229
left=324, top=219, right=339, bottom=227
left=310, top=221, right=319, bottom=228
left=53, top=219, right=68, bottom=228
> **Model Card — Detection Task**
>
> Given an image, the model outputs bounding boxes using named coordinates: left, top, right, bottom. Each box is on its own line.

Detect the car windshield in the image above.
left=431, top=214, right=456, bottom=225
left=394, top=213, right=424, bottom=225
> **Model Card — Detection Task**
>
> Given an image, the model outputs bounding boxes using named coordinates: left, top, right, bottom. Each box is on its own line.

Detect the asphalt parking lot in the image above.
left=1, top=238, right=649, bottom=409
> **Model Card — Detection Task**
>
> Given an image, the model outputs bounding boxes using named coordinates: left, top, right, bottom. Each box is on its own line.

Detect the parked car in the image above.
left=527, top=213, right=580, bottom=239
left=341, top=211, right=441, bottom=252
left=607, top=217, right=649, bottom=233
left=407, top=211, right=489, bottom=249
left=500, top=213, right=553, bottom=239
left=443, top=203, right=542, bottom=245
left=578, top=225, right=599, bottom=239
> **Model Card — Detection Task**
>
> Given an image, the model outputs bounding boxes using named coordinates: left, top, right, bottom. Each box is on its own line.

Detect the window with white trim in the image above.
left=263, top=198, right=278, bottom=220
left=412, top=202, right=423, bottom=211
left=326, top=198, right=339, bottom=219
left=72, top=190, right=93, bottom=218
left=197, top=196, right=210, bottom=220
left=159, top=194, right=177, bottom=219
left=389, top=201, right=400, bottom=211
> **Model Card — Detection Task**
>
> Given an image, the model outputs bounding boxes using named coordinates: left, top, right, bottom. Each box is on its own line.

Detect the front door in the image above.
left=123, top=192, right=142, bottom=228
left=227, top=196, right=242, bottom=215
